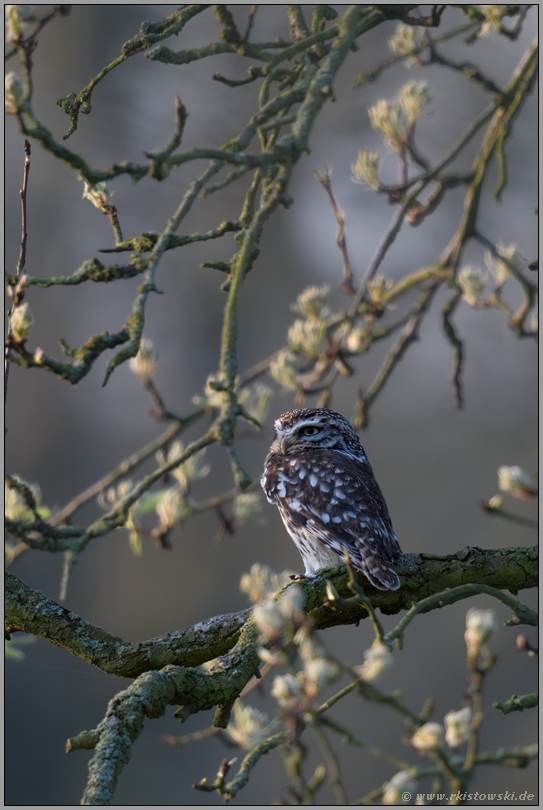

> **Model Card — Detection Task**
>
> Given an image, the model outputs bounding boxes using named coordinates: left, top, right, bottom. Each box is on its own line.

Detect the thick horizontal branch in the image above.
left=5, top=545, right=537, bottom=678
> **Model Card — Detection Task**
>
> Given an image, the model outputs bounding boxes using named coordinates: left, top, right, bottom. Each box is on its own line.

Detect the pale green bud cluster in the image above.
left=156, top=487, right=186, bottom=529
left=233, top=492, right=264, bottom=525
left=5, top=480, right=41, bottom=521
left=477, top=5, right=511, bottom=37
left=226, top=701, right=275, bottom=750
left=355, top=640, right=394, bottom=682
left=382, top=770, right=417, bottom=805
left=169, top=443, right=210, bottom=494
left=129, top=338, right=158, bottom=383
left=240, top=563, right=295, bottom=604
left=82, top=181, right=113, bottom=212
left=351, top=151, right=380, bottom=189
left=238, top=382, right=273, bottom=426
left=457, top=265, right=486, bottom=307
left=269, top=349, right=300, bottom=391
left=410, top=721, right=445, bottom=753
left=388, top=23, right=425, bottom=59
left=303, top=657, right=339, bottom=697
left=497, top=465, right=533, bottom=499
left=444, top=707, right=472, bottom=749
left=290, top=285, right=330, bottom=320
left=271, top=673, right=304, bottom=709
left=464, top=607, right=496, bottom=658
left=9, top=302, right=34, bottom=342
left=367, top=274, right=394, bottom=307
left=484, top=242, right=527, bottom=287
left=5, top=71, right=24, bottom=113
left=5, top=5, right=33, bottom=41
left=288, top=318, right=325, bottom=358
left=369, top=81, right=431, bottom=149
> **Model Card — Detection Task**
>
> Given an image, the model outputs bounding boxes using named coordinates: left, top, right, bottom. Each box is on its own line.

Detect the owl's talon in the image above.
left=289, top=574, right=305, bottom=581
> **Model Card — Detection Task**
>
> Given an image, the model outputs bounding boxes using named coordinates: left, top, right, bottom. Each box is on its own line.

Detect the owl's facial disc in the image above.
left=275, top=415, right=327, bottom=454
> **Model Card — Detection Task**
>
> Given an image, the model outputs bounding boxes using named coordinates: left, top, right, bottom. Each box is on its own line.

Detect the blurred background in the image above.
left=5, top=5, right=538, bottom=805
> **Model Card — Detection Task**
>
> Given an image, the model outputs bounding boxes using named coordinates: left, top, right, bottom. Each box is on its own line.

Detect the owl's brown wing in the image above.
left=263, top=449, right=401, bottom=590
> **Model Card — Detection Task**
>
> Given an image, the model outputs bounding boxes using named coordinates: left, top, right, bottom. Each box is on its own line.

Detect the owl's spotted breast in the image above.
left=261, top=408, right=402, bottom=591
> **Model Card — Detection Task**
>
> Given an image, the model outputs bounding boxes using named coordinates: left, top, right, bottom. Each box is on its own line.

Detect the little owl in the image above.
left=261, top=408, right=401, bottom=590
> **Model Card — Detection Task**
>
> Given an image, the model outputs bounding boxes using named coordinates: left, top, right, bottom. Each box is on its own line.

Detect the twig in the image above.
left=5, top=139, right=32, bottom=410
left=315, top=168, right=355, bottom=294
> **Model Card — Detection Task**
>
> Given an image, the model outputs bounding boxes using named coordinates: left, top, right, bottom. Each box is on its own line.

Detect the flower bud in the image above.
left=269, top=350, right=299, bottom=391
left=484, top=242, right=526, bottom=288
left=288, top=319, right=325, bottom=358
left=239, top=563, right=294, bottom=604
left=5, top=5, right=33, bottom=41
left=278, top=584, right=305, bottom=619
left=356, top=641, right=393, bottom=683
left=382, top=770, right=417, bottom=805
left=464, top=607, right=496, bottom=658
left=397, top=81, right=431, bottom=126
left=410, top=722, right=445, bottom=754
left=5, top=71, right=24, bottom=112
left=156, top=487, right=185, bottom=529
left=367, top=275, right=393, bottom=307
left=291, top=285, right=330, bottom=320
left=497, top=465, right=534, bottom=500
left=253, top=600, right=285, bottom=643
left=226, top=701, right=273, bottom=750
left=82, top=181, right=113, bottom=212
left=270, top=673, right=303, bottom=709
left=351, top=151, right=380, bottom=189
left=304, top=658, right=339, bottom=696
left=444, top=707, right=472, bottom=749
left=388, top=23, right=425, bottom=59
left=457, top=265, right=486, bottom=307
left=129, top=338, right=158, bottom=383
left=233, top=493, right=264, bottom=525
left=9, top=302, right=34, bottom=342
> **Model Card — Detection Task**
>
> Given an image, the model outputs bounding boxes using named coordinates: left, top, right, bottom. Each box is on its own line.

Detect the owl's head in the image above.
left=270, top=408, right=366, bottom=458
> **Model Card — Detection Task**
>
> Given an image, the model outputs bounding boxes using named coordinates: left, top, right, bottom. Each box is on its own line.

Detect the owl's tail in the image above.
left=353, top=547, right=401, bottom=591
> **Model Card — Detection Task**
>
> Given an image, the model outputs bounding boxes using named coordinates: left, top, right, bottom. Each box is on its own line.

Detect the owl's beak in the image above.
left=280, top=436, right=290, bottom=455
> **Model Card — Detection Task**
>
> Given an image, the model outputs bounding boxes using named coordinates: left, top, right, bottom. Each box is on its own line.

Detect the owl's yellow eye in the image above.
left=302, top=426, right=321, bottom=436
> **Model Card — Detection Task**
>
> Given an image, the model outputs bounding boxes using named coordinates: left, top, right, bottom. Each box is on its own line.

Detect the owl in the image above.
left=261, top=408, right=401, bottom=591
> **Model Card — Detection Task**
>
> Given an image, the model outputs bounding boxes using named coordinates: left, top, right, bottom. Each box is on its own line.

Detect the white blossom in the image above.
left=270, top=673, right=304, bottom=709
left=82, top=181, right=113, bottom=212
left=156, top=488, right=185, bottom=528
left=356, top=641, right=393, bottom=682
left=497, top=465, right=534, bottom=499
left=269, top=350, right=299, bottom=391
left=369, top=82, right=430, bottom=149
left=410, top=722, right=445, bottom=753
left=351, top=151, right=380, bottom=189
left=444, top=707, right=472, bottom=749
left=457, top=265, right=486, bottom=306
left=465, top=607, right=497, bottom=658
left=291, top=285, right=330, bottom=320
left=253, top=600, right=285, bottom=643
left=9, top=302, right=34, bottom=342
left=233, top=493, right=264, bottom=525
left=288, top=318, right=325, bottom=358
left=388, top=23, right=425, bottom=60
left=226, top=701, right=275, bottom=750
left=484, top=242, right=527, bottom=288
left=303, top=658, right=339, bottom=695
left=129, top=338, right=157, bottom=383
left=5, top=71, right=24, bottom=112
left=382, top=770, right=417, bottom=805
left=239, top=563, right=294, bottom=604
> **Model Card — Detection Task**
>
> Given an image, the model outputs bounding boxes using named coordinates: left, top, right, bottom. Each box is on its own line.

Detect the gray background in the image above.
left=5, top=5, right=537, bottom=806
